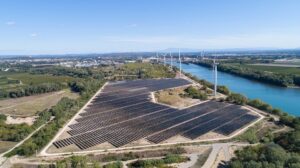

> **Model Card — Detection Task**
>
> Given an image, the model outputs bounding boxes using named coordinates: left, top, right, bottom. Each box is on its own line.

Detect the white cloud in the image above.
left=5, top=21, right=16, bottom=26
left=30, top=33, right=38, bottom=37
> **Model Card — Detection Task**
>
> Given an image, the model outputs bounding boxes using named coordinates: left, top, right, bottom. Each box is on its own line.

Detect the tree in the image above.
left=92, top=161, right=101, bottom=168
left=275, top=130, right=300, bottom=153
left=248, top=99, right=272, bottom=112
left=264, top=144, right=287, bottom=163
left=70, top=156, right=88, bottom=168
left=217, top=85, right=230, bottom=95
left=226, top=93, right=248, bottom=105
left=103, top=161, right=123, bottom=168
left=56, top=160, right=68, bottom=168
left=184, top=86, right=207, bottom=100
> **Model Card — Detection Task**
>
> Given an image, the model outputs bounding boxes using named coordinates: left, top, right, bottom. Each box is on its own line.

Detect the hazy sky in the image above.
left=0, top=0, right=300, bottom=54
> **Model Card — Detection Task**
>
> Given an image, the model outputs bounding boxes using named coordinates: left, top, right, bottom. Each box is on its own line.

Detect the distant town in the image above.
left=1, top=49, right=300, bottom=69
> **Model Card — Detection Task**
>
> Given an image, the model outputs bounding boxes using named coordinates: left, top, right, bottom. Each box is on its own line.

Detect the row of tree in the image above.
left=1, top=65, right=108, bottom=100
left=194, top=61, right=300, bottom=87
left=0, top=82, right=64, bottom=99
left=128, top=154, right=189, bottom=168
left=184, top=71, right=300, bottom=168
left=31, top=67, right=94, bottom=79
left=114, top=63, right=176, bottom=80
left=55, top=157, right=122, bottom=168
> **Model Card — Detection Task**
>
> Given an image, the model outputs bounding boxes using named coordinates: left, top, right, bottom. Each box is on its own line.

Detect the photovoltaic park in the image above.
left=52, top=78, right=259, bottom=151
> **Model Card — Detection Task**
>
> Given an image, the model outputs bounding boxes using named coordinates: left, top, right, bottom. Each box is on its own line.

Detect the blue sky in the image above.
left=0, top=0, right=300, bottom=54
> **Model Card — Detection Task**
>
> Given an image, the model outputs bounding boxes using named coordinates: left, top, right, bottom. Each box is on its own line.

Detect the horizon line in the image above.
left=1, top=47, right=300, bottom=57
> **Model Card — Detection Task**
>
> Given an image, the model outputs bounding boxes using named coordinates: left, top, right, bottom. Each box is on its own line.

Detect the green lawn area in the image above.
left=243, top=64, right=300, bottom=75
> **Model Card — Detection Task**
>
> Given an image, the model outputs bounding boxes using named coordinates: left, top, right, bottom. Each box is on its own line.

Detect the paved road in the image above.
left=178, top=153, right=198, bottom=168
left=202, top=142, right=253, bottom=168
left=202, top=143, right=224, bottom=168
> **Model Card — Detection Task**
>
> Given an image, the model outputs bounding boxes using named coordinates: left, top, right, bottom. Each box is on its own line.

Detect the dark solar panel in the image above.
left=182, top=108, right=249, bottom=139
left=53, top=79, right=257, bottom=150
left=214, top=114, right=259, bottom=135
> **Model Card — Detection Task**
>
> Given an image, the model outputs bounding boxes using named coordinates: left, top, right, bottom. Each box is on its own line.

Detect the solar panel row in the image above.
left=55, top=101, right=227, bottom=149
left=53, top=78, right=258, bottom=150
left=54, top=108, right=177, bottom=149
left=214, top=114, right=259, bottom=135
left=146, top=105, right=236, bottom=143
left=74, top=101, right=151, bottom=123
left=182, top=108, right=250, bottom=139
left=80, top=97, right=150, bottom=116
left=68, top=104, right=169, bottom=135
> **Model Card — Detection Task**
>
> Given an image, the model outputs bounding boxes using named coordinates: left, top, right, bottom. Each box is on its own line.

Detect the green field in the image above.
left=0, top=72, right=75, bottom=85
left=0, top=76, right=21, bottom=89
left=0, top=72, right=76, bottom=90
left=119, top=63, right=176, bottom=78
left=243, top=64, right=300, bottom=75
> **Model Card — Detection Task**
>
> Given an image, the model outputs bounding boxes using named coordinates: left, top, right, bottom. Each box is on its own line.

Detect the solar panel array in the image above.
left=53, top=78, right=258, bottom=150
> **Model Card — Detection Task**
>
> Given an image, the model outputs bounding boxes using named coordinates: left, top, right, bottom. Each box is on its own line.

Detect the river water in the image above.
left=174, top=63, right=300, bottom=116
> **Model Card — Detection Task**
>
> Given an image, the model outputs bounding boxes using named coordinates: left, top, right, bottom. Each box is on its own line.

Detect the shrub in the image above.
left=184, top=86, right=207, bottom=100
left=226, top=93, right=248, bottom=105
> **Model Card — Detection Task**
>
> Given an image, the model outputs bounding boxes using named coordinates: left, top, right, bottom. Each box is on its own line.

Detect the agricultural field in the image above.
left=0, top=76, right=21, bottom=90
left=0, top=89, right=79, bottom=116
left=117, top=63, right=176, bottom=79
left=274, top=58, right=300, bottom=65
left=244, top=64, right=300, bottom=75
left=0, top=72, right=76, bottom=86
left=0, top=71, right=81, bottom=99
left=0, top=141, right=17, bottom=153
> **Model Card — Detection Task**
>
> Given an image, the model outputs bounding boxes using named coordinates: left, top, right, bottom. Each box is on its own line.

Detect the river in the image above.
left=174, top=63, right=300, bottom=116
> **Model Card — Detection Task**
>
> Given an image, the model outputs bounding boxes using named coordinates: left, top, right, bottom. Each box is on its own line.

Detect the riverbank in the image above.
left=186, top=61, right=300, bottom=88
left=174, top=62, right=300, bottom=116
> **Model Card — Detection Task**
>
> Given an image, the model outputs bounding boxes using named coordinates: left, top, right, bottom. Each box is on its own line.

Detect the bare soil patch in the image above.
left=154, top=86, right=200, bottom=108
left=5, top=115, right=37, bottom=125
left=197, top=131, right=227, bottom=140
left=162, top=135, right=191, bottom=143
left=0, top=90, right=79, bottom=116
